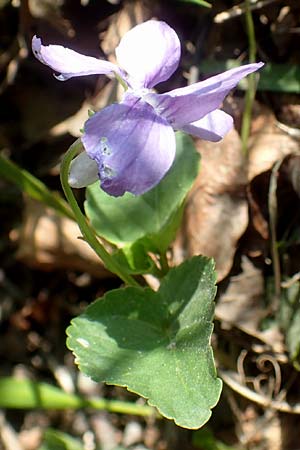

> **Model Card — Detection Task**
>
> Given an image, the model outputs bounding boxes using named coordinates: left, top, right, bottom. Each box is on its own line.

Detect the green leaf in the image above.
left=257, top=63, right=300, bottom=93
left=177, top=0, right=212, bottom=7
left=279, top=282, right=300, bottom=369
left=38, top=429, right=83, bottom=450
left=85, top=131, right=200, bottom=253
left=193, top=427, right=236, bottom=450
left=67, top=256, right=222, bottom=429
left=113, top=242, right=156, bottom=275
left=199, top=60, right=300, bottom=93
left=0, top=154, right=74, bottom=220
left=287, top=307, right=300, bottom=370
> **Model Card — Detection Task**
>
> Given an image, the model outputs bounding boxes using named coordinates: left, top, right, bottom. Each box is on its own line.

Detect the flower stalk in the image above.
left=60, top=139, right=140, bottom=287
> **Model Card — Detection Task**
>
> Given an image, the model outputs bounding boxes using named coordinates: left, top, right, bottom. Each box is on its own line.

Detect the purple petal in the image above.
left=32, top=36, right=119, bottom=81
left=145, top=63, right=264, bottom=126
left=68, top=151, right=99, bottom=188
left=81, top=95, right=176, bottom=196
left=178, top=110, right=233, bottom=142
left=115, top=20, right=181, bottom=89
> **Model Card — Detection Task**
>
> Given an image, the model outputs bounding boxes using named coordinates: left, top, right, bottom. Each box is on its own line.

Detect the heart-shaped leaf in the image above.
left=67, top=256, right=222, bottom=429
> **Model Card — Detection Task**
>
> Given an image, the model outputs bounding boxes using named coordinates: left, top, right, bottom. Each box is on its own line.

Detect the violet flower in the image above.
left=32, top=20, right=263, bottom=196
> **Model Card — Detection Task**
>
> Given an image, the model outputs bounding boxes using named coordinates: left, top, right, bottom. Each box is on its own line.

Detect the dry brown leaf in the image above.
left=248, top=105, right=300, bottom=181
left=13, top=198, right=110, bottom=278
left=280, top=154, right=300, bottom=198
left=101, top=0, right=159, bottom=60
left=246, top=105, right=300, bottom=248
left=216, top=256, right=264, bottom=331
left=173, top=128, right=248, bottom=281
left=29, top=0, right=75, bottom=37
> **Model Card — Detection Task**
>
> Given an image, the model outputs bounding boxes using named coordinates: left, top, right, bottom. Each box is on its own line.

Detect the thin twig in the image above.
left=214, top=0, right=280, bottom=23
left=268, top=159, right=283, bottom=306
left=219, top=369, right=300, bottom=414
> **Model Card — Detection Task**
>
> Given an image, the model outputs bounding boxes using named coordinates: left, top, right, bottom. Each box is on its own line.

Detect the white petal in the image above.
left=115, top=20, right=180, bottom=89
left=68, top=151, right=98, bottom=188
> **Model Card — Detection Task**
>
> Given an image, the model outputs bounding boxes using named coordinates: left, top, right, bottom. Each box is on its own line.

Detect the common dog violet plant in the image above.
left=32, top=20, right=263, bottom=428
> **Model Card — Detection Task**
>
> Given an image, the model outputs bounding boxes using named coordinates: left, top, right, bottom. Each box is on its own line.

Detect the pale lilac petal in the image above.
left=178, top=110, right=233, bottom=142
left=32, top=36, right=120, bottom=81
left=145, top=63, right=264, bottom=126
left=82, top=95, right=176, bottom=196
left=115, top=20, right=181, bottom=89
left=68, top=151, right=98, bottom=188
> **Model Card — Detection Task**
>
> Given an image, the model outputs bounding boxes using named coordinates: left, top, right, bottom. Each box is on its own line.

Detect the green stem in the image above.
left=114, top=71, right=128, bottom=91
left=0, top=377, right=159, bottom=418
left=86, top=397, right=159, bottom=417
left=241, top=0, right=257, bottom=154
left=60, top=139, right=140, bottom=287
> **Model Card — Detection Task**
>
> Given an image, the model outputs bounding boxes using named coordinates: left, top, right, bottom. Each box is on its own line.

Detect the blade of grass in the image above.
left=0, top=153, right=74, bottom=220
left=178, top=0, right=211, bottom=7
